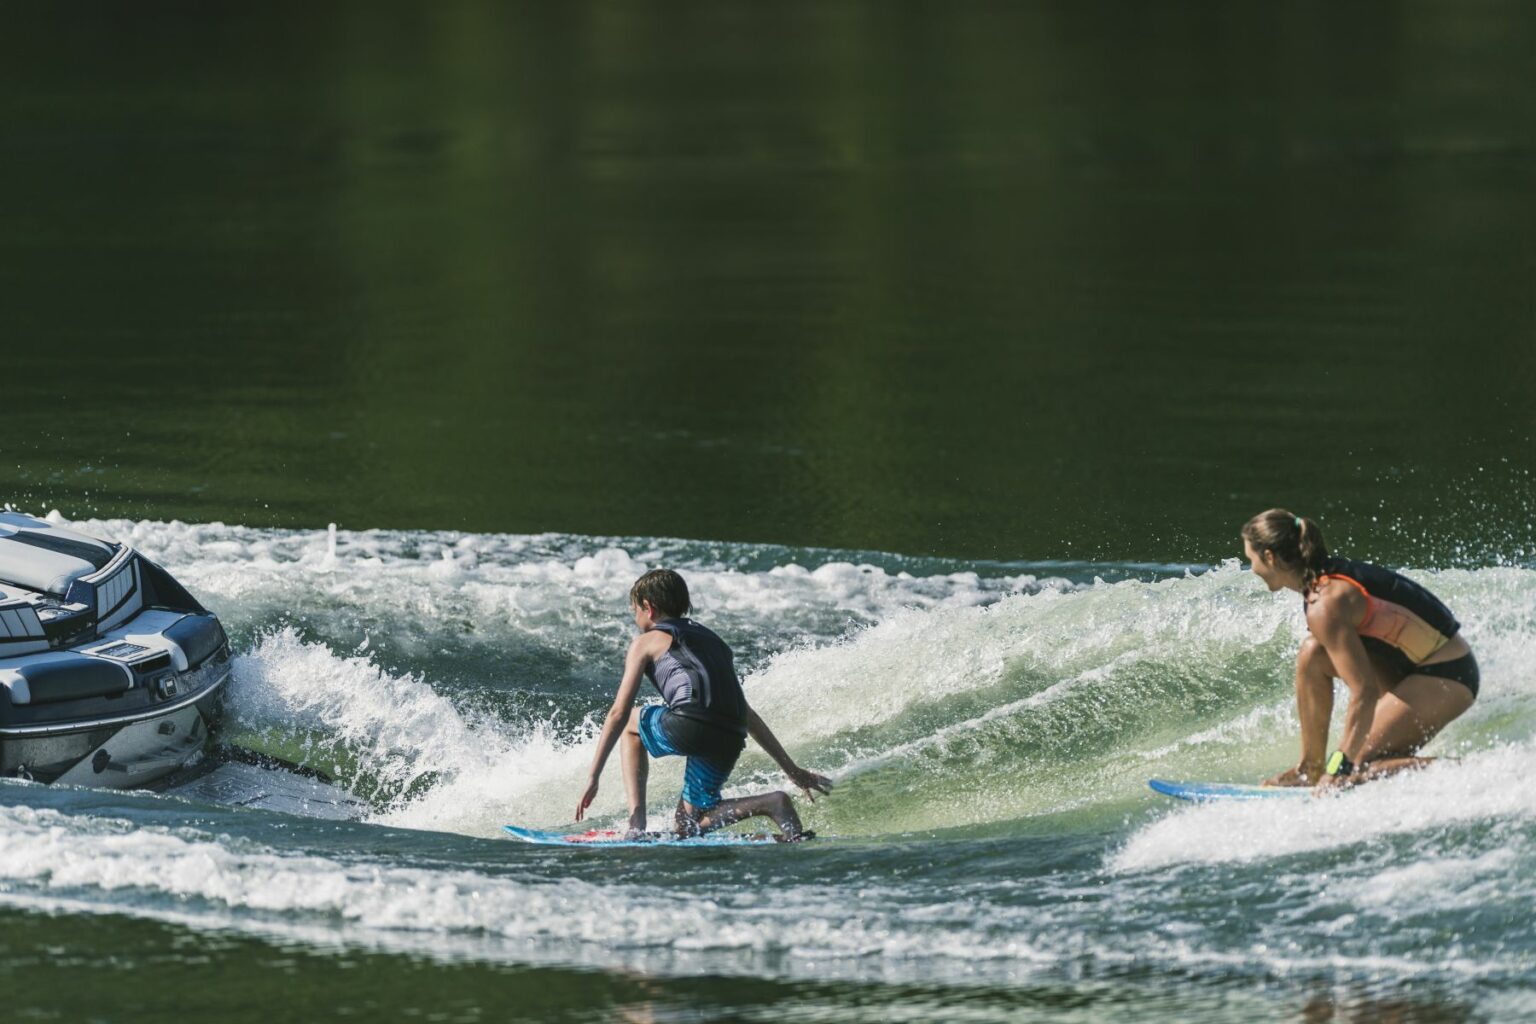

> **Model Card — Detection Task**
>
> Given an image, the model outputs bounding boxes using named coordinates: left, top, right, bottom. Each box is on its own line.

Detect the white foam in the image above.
left=41, top=516, right=1536, bottom=840
left=230, top=629, right=657, bottom=834
left=4, top=514, right=1535, bottom=999
left=65, top=517, right=1047, bottom=642
left=0, top=802, right=1072, bottom=972
left=743, top=564, right=1293, bottom=742
left=1113, top=745, right=1536, bottom=872
left=0, top=793, right=1522, bottom=989
left=1348, top=847, right=1522, bottom=912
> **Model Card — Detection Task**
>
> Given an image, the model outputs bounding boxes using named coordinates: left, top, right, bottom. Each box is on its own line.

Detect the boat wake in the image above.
left=41, top=516, right=1525, bottom=843
left=0, top=516, right=1531, bottom=996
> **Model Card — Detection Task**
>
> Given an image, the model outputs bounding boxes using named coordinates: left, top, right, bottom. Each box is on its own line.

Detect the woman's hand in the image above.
left=1263, top=762, right=1322, bottom=788
left=1313, top=771, right=1362, bottom=794
left=575, top=776, right=600, bottom=821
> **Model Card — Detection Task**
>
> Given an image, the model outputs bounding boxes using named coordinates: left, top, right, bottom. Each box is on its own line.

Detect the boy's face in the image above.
left=632, top=600, right=656, bottom=631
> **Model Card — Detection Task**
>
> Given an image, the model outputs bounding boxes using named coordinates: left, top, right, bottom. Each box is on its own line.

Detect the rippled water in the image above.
left=1, top=517, right=1530, bottom=1021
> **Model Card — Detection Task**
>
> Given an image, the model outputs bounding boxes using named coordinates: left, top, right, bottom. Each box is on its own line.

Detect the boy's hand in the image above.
left=575, top=776, right=600, bottom=821
left=786, top=766, right=833, bottom=802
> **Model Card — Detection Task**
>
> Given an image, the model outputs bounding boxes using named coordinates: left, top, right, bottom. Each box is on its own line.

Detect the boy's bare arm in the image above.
left=575, top=634, right=663, bottom=820
left=745, top=705, right=833, bottom=801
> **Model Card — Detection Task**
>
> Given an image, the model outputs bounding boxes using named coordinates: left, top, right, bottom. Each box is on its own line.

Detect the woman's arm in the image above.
left=745, top=704, right=833, bottom=800
left=1308, top=588, right=1381, bottom=784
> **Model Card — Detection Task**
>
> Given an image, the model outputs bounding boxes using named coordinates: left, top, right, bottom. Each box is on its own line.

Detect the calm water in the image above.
left=3, top=2, right=1535, bottom=1021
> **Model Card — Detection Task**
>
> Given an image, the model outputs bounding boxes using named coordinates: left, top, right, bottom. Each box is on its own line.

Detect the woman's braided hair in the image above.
left=1242, top=508, right=1329, bottom=593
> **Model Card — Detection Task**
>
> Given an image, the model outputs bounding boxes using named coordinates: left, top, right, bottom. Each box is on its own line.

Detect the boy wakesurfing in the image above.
left=576, top=569, right=831, bottom=840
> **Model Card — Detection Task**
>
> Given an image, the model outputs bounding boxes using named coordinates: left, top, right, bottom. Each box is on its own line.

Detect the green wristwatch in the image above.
left=1325, top=750, right=1355, bottom=777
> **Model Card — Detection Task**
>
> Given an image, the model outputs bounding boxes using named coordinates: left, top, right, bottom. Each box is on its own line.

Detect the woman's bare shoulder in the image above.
left=1305, top=577, right=1367, bottom=628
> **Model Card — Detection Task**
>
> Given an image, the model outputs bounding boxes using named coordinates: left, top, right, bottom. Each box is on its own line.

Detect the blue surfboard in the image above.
left=503, top=825, right=779, bottom=848
left=1148, top=778, right=1313, bottom=803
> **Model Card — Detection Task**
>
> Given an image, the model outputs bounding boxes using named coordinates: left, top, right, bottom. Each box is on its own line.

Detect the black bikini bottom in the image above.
left=1365, top=636, right=1480, bottom=699
left=1413, top=651, right=1480, bottom=699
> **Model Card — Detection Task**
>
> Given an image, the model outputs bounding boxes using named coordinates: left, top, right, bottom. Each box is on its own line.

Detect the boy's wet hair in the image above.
left=630, top=569, right=691, bottom=618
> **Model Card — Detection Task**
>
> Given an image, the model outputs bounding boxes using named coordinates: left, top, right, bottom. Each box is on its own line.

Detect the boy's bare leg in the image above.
left=619, top=708, right=648, bottom=833
left=687, top=791, right=810, bottom=840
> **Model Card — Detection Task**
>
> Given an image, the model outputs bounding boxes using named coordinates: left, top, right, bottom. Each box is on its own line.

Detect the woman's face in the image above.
left=1244, top=537, right=1290, bottom=592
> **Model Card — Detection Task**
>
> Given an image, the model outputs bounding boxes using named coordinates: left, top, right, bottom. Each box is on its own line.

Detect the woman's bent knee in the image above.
left=1296, top=636, right=1336, bottom=678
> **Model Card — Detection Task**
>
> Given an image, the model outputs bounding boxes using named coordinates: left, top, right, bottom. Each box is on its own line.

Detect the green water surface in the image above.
left=5, top=0, right=1533, bottom=567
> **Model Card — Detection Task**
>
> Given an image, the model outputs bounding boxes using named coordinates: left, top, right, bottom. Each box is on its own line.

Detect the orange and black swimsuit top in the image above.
left=1308, top=556, right=1460, bottom=665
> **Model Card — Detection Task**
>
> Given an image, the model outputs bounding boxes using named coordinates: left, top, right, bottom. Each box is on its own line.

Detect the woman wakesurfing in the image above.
left=1241, top=509, right=1479, bottom=790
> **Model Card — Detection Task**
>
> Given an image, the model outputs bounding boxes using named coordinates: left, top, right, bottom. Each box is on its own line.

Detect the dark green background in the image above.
left=5, top=0, right=1533, bottom=565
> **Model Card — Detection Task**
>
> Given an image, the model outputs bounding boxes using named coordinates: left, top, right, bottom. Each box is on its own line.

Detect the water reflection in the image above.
left=1298, top=988, right=1479, bottom=1024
